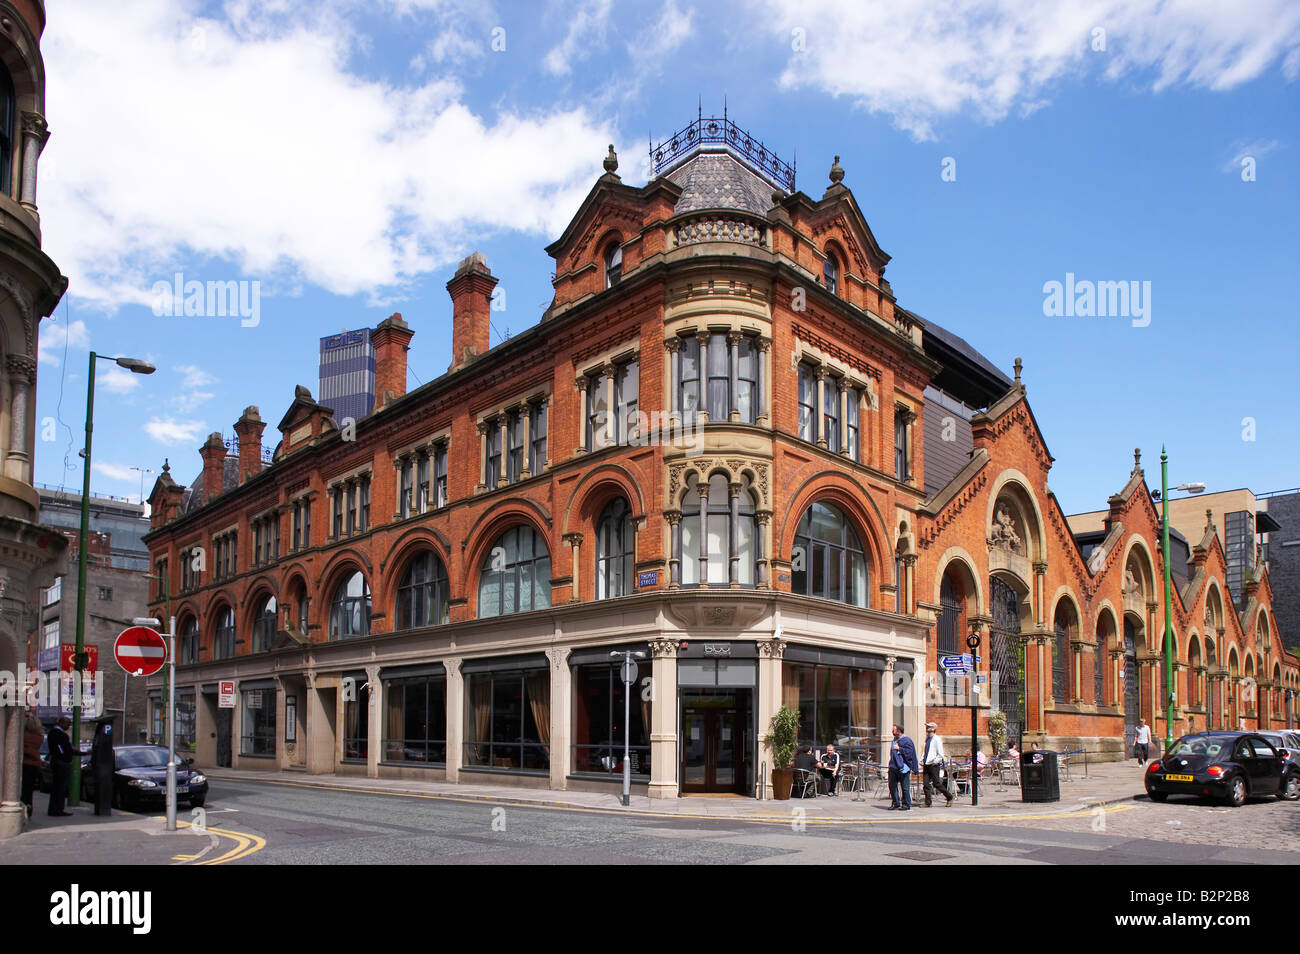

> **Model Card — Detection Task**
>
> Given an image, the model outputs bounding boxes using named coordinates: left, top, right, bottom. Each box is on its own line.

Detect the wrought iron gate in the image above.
left=990, top=577, right=1023, bottom=746
left=1123, top=618, right=1139, bottom=746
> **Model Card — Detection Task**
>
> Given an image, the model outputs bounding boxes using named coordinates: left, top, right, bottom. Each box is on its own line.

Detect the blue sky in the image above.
left=32, top=0, right=1300, bottom=516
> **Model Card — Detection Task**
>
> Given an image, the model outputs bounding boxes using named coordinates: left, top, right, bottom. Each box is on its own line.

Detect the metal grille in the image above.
left=990, top=577, right=1022, bottom=745
left=1123, top=618, right=1139, bottom=741
left=1053, top=619, right=1068, bottom=701
left=650, top=112, right=796, bottom=192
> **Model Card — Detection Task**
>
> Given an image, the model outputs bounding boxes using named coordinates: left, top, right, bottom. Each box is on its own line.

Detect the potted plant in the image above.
left=988, top=711, right=1008, bottom=757
left=765, top=706, right=800, bottom=800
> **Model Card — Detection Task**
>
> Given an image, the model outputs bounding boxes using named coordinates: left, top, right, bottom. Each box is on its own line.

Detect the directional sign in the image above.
left=113, top=626, right=167, bottom=677
left=939, top=655, right=968, bottom=671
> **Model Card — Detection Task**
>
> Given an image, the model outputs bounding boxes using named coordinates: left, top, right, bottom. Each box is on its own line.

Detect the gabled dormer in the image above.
left=275, top=384, right=337, bottom=460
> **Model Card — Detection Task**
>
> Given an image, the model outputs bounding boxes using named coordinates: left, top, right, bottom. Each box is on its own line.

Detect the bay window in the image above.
left=681, top=472, right=756, bottom=587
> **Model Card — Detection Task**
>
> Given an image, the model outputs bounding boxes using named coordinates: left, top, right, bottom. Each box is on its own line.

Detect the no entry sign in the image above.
left=114, top=626, right=168, bottom=677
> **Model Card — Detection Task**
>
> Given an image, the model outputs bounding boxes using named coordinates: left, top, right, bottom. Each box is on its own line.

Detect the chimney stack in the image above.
left=234, top=406, right=267, bottom=483
left=371, top=313, right=414, bottom=410
left=447, top=252, right=497, bottom=372
left=199, top=432, right=227, bottom=502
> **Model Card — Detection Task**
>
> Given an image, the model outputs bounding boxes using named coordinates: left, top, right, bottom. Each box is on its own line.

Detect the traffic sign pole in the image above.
left=166, top=615, right=176, bottom=832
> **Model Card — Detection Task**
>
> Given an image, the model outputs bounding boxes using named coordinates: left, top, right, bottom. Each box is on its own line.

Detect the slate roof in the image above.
left=181, top=455, right=239, bottom=514
left=665, top=151, right=775, bottom=216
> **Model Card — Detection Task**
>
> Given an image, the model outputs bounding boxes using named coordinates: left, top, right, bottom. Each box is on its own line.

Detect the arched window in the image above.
left=823, top=254, right=838, bottom=295
left=253, top=594, right=278, bottom=653
left=213, top=606, right=236, bottom=660
left=330, top=571, right=371, bottom=639
left=179, top=616, right=199, bottom=665
left=680, top=473, right=755, bottom=587
left=595, top=498, right=635, bottom=600
left=0, top=64, right=13, bottom=197
left=396, top=551, right=449, bottom=629
left=478, top=525, right=551, bottom=618
left=1053, top=604, right=1073, bottom=702
left=792, top=502, right=868, bottom=607
left=604, top=243, right=622, bottom=288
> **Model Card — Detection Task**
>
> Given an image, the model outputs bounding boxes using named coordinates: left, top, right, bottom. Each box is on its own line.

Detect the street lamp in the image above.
left=609, top=650, right=646, bottom=807
left=1150, top=447, right=1203, bottom=754
left=69, top=352, right=155, bottom=805
left=130, top=466, right=155, bottom=506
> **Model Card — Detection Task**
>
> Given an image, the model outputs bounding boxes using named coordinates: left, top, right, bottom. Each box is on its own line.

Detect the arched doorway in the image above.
left=1123, top=616, right=1140, bottom=745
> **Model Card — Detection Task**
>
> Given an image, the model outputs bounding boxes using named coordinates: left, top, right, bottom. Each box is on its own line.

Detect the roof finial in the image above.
left=829, top=154, right=844, bottom=185
left=1206, top=508, right=1214, bottom=529
left=1133, top=447, right=1141, bottom=471
left=162, top=458, right=170, bottom=475
left=603, top=144, right=618, bottom=175
left=1013, top=356, right=1022, bottom=384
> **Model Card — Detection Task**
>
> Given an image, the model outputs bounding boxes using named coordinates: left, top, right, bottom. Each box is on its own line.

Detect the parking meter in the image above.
left=92, top=721, right=114, bottom=815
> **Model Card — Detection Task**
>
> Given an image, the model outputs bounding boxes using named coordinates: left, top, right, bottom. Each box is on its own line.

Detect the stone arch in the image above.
left=380, top=528, right=453, bottom=615
left=561, top=462, right=646, bottom=535
left=783, top=473, right=888, bottom=587
left=933, top=547, right=984, bottom=617
left=984, top=469, right=1046, bottom=565
left=1095, top=604, right=1119, bottom=705
left=1187, top=632, right=1203, bottom=709
left=463, top=503, right=553, bottom=583
left=668, top=455, right=771, bottom=512
left=1204, top=581, right=1225, bottom=632
left=1119, top=535, right=1157, bottom=603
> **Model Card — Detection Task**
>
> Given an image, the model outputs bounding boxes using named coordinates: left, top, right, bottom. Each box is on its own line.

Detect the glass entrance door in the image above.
left=680, top=689, right=751, bottom=794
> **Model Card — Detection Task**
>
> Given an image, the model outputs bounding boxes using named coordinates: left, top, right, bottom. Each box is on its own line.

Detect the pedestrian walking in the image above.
left=921, top=722, right=952, bottom=807
left=1133, top=717, right=1151, bottom=765
left=46, top=716, right=74, bottom=817
left=887, top=723, right=919, bottom=811
left=21, top=714, right=44, bottom=817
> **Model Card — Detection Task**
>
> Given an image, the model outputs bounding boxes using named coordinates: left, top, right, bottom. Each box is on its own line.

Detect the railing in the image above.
left=650, top=112, right=796, bottom=192
left=672, top=212, right=767, bottom=248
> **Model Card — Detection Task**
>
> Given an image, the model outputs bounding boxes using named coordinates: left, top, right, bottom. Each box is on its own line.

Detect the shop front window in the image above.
left=781, top=662, right=880, bottom=760
left=241, top=688, right=276, bottom=756
left=384, top=674, right=447, bottom=763
left=463, top=668, right=550, bottom=771
left=572, top=662, right=650, bottom=776
left=343, top=677, right=369, bottom=760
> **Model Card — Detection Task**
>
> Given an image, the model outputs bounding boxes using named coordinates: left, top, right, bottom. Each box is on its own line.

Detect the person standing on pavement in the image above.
left=921, top=722, right=952, bottom=807
left=1133, top=717, right=1152, bottom=765
left=21, top=714, right=44, bottom=817
left=888, top=724, right=918, bottom=811
left=46, top=716, right=74, bottom=816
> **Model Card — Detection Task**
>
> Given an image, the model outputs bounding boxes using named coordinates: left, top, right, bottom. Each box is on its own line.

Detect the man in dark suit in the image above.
left=887, top=723, right=919, bottom=811
left=46, top=716, right=74, bottom=816
left=793, top=745, right=817, bottom=797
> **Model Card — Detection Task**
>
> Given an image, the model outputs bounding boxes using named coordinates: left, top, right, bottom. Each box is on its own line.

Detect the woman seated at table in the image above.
left=962, top=748, right=990, bottom=775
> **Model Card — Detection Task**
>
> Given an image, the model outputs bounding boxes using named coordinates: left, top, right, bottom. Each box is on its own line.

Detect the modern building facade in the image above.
left=0, top=0, right=69, bottom=837
left=142, top=115, right=1297, bottom=801
left=318, top=328, right=376, bottom=426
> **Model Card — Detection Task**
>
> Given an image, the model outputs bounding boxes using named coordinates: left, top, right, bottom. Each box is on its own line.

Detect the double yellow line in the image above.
left=165, top=818, right=266, bottom=864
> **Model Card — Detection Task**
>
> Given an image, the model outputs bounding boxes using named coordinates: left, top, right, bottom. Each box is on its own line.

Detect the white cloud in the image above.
left=1222, top=139, right=1282, bottom=173
left=750, top=0, right=1300, bottom=140
left=543, top=0, right=612, bottom=76
left=98, top=367, right=142, bottom=395
left=145, top=417, right=207, bottom=446
left=92, top=461, right=138, bottom=482
left=174, top=364, right=218, bottom=389
left=42, top=1, right=614, bottom=309
left=36, top=318, right=89, bottom=366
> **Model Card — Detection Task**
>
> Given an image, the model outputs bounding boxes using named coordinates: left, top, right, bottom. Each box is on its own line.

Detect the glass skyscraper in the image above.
left=319, top=328, right=376, bottom=424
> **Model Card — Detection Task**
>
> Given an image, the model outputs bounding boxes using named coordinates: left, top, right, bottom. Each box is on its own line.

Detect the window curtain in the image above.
left=782, top=665, right=800, bottom=711
left=472, top=678, right=491, bottom=763
left=640, top=690, right=652, bottom=744
left=850, top=673, right=877, bottom=744
left=386, top=683, right=404, bottom=760
left=526, top=672, right=551, bottom=748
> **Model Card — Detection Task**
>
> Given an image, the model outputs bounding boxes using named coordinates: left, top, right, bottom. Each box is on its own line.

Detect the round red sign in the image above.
left=114, top=626, right=168, bottom=677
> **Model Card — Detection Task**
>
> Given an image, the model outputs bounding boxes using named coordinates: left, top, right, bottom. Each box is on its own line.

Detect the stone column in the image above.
left=563, top=533, right=583, bottom=602
left=496, top=416, right=508, bottom=487
left=1035, top=635, right=1048, bottom=731
left=665, top=337, right=681, bottom=422
left=728, top=480, right=741, bottom=588
left=546, top=646, right=572, bottom=791
left=728, top=331, right=742, bottom=422
left=574, top=376, right=588, bottom=455
left=665, top=511, right=682, bottom=589
left=696, top=484, right=709, bottom=585
left=444, top=657, right=463, bottom=783
left=19, top=112, right=48, bottom=215
left=880, top=656, right=897, bottom=764
left=756, top=637, right=785, bottom=798
left=476, top=420, right=489, bottom=489
left=902, top=554, right=917, bottom=616
left=5, top=355, right=34, bottom=483
left=756, top=336, right=771, bottom=426
left=1110, top=649, right=1124, bottom=708
left=602, top=362, right=617, bottom=446
left=0, top=708, right=22, bottom=837
left=756, top=509, right=771, bottom=589
left=839, top=384, right=850, bottom=456
left=520, top=403, right=532, bottom=479
left=365, top=664, right=382, bottom=778
left=815, top=367, right=829, bottom=448
left=1033, top=563, right=1048, bottom=627
left=648, top=638, right=679, bottom=799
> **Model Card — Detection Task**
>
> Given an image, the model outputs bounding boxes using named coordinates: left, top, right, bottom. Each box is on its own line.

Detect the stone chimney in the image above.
left=233, top=406, right=266, bottom=484
left=199, top=432, right=227, bottom=502
left=447, top=252, right=497, bottom=372
left=370, top=313, right=414, bottom=410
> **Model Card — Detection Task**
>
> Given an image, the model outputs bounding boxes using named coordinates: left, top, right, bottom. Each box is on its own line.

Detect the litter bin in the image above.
left=1020, top=749, right=1060, bottom=802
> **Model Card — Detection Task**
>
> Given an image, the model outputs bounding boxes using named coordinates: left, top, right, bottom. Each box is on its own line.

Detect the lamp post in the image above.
left=1151, top=447, right=1204, bottom=755
left=133, top=614, right=176, bottom=831
left=609, top=650, right=646, bottom=807
left=69, top=352, right=155, bottom=805
left=130, top=466, right=155, bottom=507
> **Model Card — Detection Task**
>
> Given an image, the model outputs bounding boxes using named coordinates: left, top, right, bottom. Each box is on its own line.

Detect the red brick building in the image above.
left=143, top=115, right=1297, bottom=798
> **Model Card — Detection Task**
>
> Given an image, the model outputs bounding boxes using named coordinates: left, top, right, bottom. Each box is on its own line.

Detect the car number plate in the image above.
left=176, top=784, right=189, bottom=793
left=1165, top=774, right=1193, bottom=782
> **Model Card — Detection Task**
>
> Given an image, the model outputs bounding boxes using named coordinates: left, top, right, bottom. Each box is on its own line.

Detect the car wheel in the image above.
left=189, top=795, right=205, bottom=808
left=1148, top=790, right=1167, bottom=802
left=1225, top=775, right=1247, bottom=807
left=1279, top=773, right=1300, bottom=801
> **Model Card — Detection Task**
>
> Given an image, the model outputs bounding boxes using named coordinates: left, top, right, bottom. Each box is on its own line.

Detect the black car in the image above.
left=1258, top=731, right=1300, bottom=769
left=1145, top=732, right=1300, bottom=807
left=84, top=745, right=209, bottom=811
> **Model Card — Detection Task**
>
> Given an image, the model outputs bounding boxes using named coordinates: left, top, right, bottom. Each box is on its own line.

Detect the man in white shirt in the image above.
left=921, top=722, right=952, bottom=807
left=1134, top=718, right=1152, bottom=765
